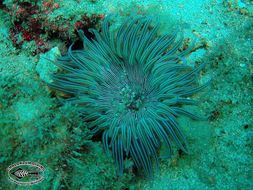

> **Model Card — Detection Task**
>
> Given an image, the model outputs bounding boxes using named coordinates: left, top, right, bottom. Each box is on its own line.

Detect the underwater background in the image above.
left=0, top=0, right=252, bottom=189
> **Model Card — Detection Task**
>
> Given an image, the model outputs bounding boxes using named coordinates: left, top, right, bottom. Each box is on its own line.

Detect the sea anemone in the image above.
left=49, top=16, right=208, bottom=177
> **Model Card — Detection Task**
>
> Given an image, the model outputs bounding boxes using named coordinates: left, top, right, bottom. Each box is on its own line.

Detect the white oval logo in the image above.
left=7, top=161, right=45, bottom=185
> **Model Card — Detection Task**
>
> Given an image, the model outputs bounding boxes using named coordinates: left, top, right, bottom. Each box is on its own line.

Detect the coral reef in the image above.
left=2, top=0, right=104, bottom=55
left=0, top=0, right=252, bottom=189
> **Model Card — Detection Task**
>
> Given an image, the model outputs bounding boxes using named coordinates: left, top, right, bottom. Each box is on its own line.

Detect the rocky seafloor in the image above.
left=0, top=0, right=252, bottom=190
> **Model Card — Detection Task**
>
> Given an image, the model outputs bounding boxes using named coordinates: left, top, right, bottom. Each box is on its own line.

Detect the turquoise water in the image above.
left=0, top=0, right=252, bottom=189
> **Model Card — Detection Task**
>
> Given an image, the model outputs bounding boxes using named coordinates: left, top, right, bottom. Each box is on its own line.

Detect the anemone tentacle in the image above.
left=50, top=16, right=207, bottom=177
